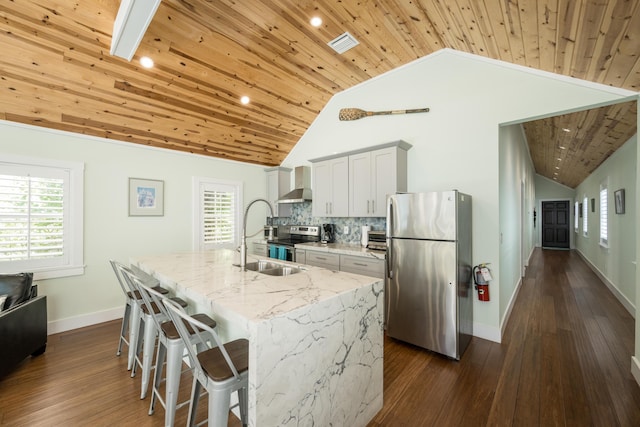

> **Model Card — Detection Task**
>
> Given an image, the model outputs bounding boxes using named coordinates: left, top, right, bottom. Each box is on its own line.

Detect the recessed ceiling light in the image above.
left=562, top=128, right=571, bottom=132
left=240, top=96, right=250, bottom=105
left=557, top=158, right=562, bottom=161
left=310, top=16, right=322, bottom=27
left=140, top=56, right=154, bottom=68
left=559, top=146, right=566, bottom=149
left=555, top=166, right=560, bottom=169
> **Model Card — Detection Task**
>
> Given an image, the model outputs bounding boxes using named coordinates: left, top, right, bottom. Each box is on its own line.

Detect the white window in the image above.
left=0, top=155, right=84, bottom=279
left=582, top=196, right=588, bottom=236
left=193, top=177, right=242, bottom=250
left=574, top=201, right=579, bottom=232
left=599, top=183, right=608, bottom=247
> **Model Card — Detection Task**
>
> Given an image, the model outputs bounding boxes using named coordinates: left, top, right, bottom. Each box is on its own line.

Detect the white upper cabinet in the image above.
left=312, top=157, right=348, bottom=217
left=311, top=141, right=410, bottom=218
left=350, top=146, right=408, bottom=217
left=265, top=167, right=291, bottom=217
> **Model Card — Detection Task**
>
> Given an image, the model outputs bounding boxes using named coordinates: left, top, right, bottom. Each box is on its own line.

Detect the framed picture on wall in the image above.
left=129, top=178, right=164, bottom=216
left=614, top=189, right=625, bottom=214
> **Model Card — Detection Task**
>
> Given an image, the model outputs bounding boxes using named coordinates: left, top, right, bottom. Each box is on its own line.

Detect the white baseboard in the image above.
left=500, top=276, right=524, bottom=339
left=47, top=307, right=123, bottom=335
left=473, top=321, right=501, bottom=343
left=575, top=250, right=635, bottom=318
left=632, top=356, right=640, bottom=387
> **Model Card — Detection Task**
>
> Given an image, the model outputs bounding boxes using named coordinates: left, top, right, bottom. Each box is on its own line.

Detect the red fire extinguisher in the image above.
left=473, top=263, right=492, bottom=302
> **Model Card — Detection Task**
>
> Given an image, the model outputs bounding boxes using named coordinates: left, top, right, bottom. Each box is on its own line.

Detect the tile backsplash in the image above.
left=274, top=202, right=386, bottom=244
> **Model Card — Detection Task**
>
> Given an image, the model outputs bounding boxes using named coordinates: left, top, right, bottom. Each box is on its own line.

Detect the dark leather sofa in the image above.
left=0, top=273, right=47, bottom=379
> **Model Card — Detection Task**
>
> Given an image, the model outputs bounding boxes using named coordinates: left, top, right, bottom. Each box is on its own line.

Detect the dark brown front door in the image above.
left=542, top=201, right=570, bottom=249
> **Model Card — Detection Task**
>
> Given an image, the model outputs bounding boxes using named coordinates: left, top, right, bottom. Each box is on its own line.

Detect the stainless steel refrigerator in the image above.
left=386, top=191, right=473, bottom=360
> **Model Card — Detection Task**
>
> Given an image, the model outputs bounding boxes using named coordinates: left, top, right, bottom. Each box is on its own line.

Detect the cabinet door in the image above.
left=295, top=249, right=306, bottom=264
left=312, top=160, right=332, bottom=217
left=329, top=157, right=349, bottom=217
left=349, top=152, right=372, bottom=217
left=371, top=147, right=397, bottom=216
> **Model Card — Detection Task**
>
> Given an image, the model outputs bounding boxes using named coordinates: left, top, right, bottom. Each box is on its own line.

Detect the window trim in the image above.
left=192, top=176, right=243, bottom=251
left=0, top=154, right=84, bottom=279
left=582, top=196, right=588, bottom=237
left=599, top=180, right=608, bottom=248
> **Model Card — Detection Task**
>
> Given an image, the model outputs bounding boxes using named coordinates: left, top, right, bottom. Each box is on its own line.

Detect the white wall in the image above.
left=499, top=124, right=536, bottom=331
left=285, top=49, right=634, bottom=342
left=1, top=120, right=266, bottom=332
left=574, top=135, right=637, bottom=314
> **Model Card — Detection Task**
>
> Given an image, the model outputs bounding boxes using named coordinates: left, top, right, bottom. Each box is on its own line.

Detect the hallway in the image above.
left=370, top=248, right=640, bottom=426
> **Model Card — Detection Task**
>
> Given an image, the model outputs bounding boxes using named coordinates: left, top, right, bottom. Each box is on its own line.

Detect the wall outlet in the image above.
left=343, top=226, right=349, bottom=234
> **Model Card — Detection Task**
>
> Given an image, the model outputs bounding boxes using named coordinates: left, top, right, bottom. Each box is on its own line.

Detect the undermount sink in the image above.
left=244, top=260, right=304, bottom=276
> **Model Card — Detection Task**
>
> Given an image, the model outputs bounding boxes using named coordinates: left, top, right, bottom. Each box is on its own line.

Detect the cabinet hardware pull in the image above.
left=354, top=262, right=367, bottom=267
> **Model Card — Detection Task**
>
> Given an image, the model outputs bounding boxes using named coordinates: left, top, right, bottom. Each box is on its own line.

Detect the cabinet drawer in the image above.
left=306, top=251, right=340, bottom=270
left=340, top=255, right=385, bottom=278
left=252, top=242, right=268, bottom=257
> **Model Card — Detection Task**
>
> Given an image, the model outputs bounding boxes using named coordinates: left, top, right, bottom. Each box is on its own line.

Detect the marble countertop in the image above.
left=294, top=242, right=386, bottom=260
left=131, top=249, right=381, bottom=324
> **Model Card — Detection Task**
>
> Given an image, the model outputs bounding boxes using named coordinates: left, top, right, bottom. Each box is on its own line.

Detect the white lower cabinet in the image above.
left=252, top=241, right=268, bottom=257
left=305, top=251, right=340, bottom=270
left=303, top=249, right=385, bottom=279
left=339, top=255, right=385, bottom=279
left=295, top=249, right=306, bottom=264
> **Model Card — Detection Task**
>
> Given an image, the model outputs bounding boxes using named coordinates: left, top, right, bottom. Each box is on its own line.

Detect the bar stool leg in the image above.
left=140, top=318, right=157, bottom=399
left=187, top=378, right=202, bottom=427
left=164, top=340, right=184, bottom=426
left=117, top=302, right=131, bottom=356
left=209, top=388, right=231, bottom=427
left=238, top=387, right=248, bottom=426
left=149, top=342, right=166, bottom=416
left=127, top=302, right=141, bottom=371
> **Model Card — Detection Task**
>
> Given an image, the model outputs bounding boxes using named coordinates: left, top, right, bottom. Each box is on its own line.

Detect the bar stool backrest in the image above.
left=109, top=260, right=131, bottom=299
left=163, top=299, right=242, bottom=381
left=122, top=268, right=167, bottom=332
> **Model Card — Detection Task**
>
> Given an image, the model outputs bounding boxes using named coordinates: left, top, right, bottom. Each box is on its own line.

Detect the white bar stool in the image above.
left=164, top=299, right=249, bottom=427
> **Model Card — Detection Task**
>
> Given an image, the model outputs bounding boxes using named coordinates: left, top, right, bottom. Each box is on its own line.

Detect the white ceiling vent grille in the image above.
left=328, top=32, right=359, bottom=54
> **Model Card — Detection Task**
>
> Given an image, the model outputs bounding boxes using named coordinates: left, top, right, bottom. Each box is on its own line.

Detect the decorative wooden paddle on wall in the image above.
left=339, top=107, right=430, bottom=121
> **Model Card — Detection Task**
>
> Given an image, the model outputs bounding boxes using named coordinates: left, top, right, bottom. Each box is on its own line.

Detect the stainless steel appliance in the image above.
left=386, top=191, right=473, bottom=360
left=367, top=230, right=386, bottom=251
left=321, top=223, right=335, bottom=243
left=268, top=225, right=321, bottom=262
left=277, top=166, right=312, bottom=203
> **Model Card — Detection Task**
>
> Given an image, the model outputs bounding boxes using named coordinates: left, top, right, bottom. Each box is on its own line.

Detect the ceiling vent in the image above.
left=328, top=32, right=359, bottom=54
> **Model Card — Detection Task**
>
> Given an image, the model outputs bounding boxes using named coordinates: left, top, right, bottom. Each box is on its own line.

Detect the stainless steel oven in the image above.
left=267, top=225, right=320, bottom=262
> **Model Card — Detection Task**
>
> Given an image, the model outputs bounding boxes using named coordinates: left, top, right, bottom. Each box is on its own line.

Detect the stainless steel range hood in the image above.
left=278, top=166, right=312, bottom=203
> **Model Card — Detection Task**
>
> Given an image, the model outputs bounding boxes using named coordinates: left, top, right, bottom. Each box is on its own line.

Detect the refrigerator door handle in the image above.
left=386, top=197, right=393, bottom=279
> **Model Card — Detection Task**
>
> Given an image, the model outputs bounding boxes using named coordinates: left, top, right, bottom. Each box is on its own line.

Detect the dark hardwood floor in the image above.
left=1, top=248, right=639, bottom=426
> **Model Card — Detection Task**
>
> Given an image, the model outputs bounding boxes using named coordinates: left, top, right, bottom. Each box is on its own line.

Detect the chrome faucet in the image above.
left=240, top=198, right=274, bottom=269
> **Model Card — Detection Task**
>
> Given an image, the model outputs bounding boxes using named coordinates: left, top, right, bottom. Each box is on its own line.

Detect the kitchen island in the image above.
left=132, top=249, right=384, bottom=427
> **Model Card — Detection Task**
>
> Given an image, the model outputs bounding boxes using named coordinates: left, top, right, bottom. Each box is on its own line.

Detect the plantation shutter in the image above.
left=582, top=196, right=588, bottom=236
left=200, top=183, right=237, bottom=249
left=0, top=165, right=68, bottom=268
left=599, top=186, right=608, bottom=246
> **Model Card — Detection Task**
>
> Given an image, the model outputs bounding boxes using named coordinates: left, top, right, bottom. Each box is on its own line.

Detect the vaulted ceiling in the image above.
left=0, top=0, right=638, bottom=188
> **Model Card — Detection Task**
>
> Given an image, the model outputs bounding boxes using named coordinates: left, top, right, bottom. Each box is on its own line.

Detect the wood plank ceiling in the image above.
left=0, top=0, right=638, bottom=188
